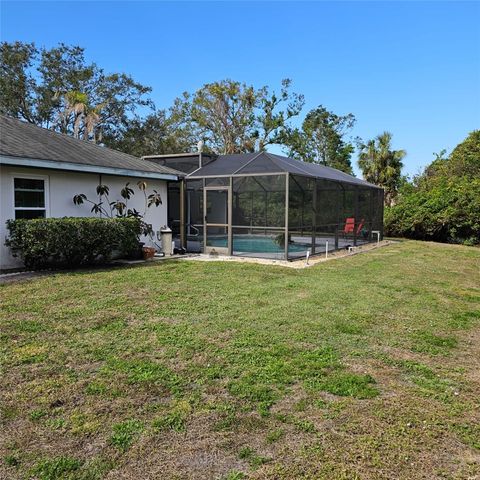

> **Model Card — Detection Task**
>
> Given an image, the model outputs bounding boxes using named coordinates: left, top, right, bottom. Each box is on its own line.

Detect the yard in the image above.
left=1, top=240, right=479, bottom=480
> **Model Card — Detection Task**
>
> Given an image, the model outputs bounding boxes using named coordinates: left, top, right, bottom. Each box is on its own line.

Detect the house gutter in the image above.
left=0, top=155, right=179, bottom=181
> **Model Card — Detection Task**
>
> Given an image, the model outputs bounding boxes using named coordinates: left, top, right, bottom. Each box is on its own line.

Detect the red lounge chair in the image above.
left=343, top=217, right=355, bottom=235
left=356, top=218, right=365, bottom=235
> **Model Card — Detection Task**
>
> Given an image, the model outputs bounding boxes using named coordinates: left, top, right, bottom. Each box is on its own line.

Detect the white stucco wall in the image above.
left=0, top=164, right=169, bottom=269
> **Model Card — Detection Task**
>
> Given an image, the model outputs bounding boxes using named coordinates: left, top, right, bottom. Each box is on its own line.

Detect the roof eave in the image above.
left=0, top=155, right=179, bottom=181
left=143, top=153, right=211, bottom=160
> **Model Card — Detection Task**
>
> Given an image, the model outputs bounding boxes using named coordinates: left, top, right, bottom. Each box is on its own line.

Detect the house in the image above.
left=1, top=115, right=384, bottom=269
left=0, top=115, right=181, bottom=270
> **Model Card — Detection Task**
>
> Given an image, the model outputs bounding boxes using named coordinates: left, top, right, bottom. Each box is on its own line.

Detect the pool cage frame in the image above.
left=170, top=152, right=384, bottom=261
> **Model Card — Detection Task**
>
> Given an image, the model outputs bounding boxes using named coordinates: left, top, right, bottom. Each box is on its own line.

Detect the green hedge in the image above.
left=5, top=217, right=142, bottom=270
left=384, top=177, right=480, bottom=245
left=385, top=131, right=480, bottom=246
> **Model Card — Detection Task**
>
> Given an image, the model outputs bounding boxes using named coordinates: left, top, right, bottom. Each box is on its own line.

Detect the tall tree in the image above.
left=282, top=105, right=356, bottom=174
left=0, top=41, right=152, bottom=143
left=357, top=131, right=406, bottom=206
left=0, top=41, right=39, bottom=123
left=104, top=111, right=193, bottom=157
left=436, top=130, right=480, bottom=178
left=170, top=79, right=304, bottom=154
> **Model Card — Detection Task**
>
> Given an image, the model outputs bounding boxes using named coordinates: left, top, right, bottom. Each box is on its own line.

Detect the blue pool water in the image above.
left=208, top=235, right=309, bottom=254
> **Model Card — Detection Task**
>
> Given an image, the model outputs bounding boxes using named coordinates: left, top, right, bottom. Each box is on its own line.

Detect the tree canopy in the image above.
left=170, top=78, right=304, bottom=154
left=357, top=132, right=406, bottom=206
left=282, top=105, right=356, bottom=174
left=0, top=41, right=152, bottom=142
left=102, top=111, right=192, bottom=158
left=1, top=44, right=308, bottom=156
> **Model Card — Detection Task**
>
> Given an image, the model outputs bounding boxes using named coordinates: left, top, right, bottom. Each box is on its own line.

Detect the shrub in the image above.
left=385, top=176, right=480, bottom=244
left=5, top=217, right=141, bottom=270
left=385, top=131, right=480, bottom=245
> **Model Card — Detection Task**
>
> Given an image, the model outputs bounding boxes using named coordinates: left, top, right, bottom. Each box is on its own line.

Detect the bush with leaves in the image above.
left=5, top=217, right=141, bottom=270
left=385, top=177, right=480, bottom=244
left=385, top=131, right=480, bottom=245
left=73, top=181, right=162, bottom=236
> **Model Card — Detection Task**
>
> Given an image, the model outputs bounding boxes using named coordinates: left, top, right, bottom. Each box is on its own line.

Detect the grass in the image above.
left=109, top=420, right=144, bottom=451
left=307, top=371, right=379, bottom=399
left=152, top=399, right=192, bottom=433
left=238, top=446, right=270, bottom=468
left=411, top=331, right=458, bottom=355
left=31, top=456, right=82, bottom=480
left=1, top=240, right=479, bottom=479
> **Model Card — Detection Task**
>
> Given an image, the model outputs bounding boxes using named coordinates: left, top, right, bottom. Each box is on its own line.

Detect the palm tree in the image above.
left=60, top=91, right=104, bottom=141
left=357, top=132, right=406, bottom=206
left=58, top=90, right=87, bottom=138
left=83, top=103, right=104, bottom=142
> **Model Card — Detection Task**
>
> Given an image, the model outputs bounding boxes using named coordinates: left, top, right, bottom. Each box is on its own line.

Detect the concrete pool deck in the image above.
left=178, top=240, right=393, bottom=269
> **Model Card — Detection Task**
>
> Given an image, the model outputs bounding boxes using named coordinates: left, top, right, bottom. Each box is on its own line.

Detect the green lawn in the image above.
left=1, top=240, right=479, bottom=479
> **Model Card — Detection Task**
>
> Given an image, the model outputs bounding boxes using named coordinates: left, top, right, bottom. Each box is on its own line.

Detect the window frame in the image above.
left=11, top=173, right=50, bottom=220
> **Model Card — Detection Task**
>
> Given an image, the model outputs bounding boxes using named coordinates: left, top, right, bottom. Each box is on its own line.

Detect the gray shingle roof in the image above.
left=0, top=115, right=181, bottom=179
left=188, top=151, right=380, bottom=188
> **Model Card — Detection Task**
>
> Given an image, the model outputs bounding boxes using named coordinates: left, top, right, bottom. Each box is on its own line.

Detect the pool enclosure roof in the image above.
left=187, top=152, right=381, bottom=189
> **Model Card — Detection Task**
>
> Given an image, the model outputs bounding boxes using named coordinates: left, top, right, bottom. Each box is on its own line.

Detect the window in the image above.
left=14, top=177, right=47, bottom=219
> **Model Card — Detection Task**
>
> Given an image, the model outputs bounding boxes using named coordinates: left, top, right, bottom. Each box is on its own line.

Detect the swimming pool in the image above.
left=207, top=235, right=310, bottom=254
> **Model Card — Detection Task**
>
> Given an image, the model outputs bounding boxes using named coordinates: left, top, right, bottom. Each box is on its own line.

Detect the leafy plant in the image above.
left=109, top=420, right=143, bottom=451
left=5, top=217, right=141, bottom=269
left=73, top=181, right=161, bottom=236
left=29, top=409, right=47, bottom=421
left=411, top=332, right=458, bottom=355
left=384, top=131, right=480, bottom=245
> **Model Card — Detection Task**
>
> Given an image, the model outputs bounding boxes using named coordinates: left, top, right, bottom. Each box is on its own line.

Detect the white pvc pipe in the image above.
left=325, top=240, right=328, bottom=259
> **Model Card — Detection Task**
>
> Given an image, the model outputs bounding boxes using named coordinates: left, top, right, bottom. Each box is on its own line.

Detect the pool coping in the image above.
left=178, top=240, right=394, bottom=269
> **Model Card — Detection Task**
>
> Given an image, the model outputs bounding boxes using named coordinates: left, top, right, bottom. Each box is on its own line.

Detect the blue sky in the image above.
left=1, top=1, right=479, bottom=176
